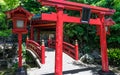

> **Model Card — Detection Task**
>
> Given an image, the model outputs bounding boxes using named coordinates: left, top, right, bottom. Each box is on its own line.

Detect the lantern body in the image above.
left=12, top=17, right=28, bottom=34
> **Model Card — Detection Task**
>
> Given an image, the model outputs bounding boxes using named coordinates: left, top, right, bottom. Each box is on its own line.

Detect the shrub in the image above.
left=108, top=48, right=120, bottom=66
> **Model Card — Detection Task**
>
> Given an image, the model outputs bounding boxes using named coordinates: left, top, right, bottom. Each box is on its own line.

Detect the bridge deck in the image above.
left=27, top=47, right=100, bottom=75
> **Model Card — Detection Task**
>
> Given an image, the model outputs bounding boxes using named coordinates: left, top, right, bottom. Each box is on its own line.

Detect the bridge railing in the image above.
left=63, top=41, right=79, bottom=60
left=48, top=39, right=79, bottom=60
left=48, top=39, right=56, bottom=49
left=26, top=38, right=45, bottom=64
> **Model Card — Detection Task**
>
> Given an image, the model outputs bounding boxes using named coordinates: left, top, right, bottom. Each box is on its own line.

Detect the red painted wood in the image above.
left=104, top=18, right=115, bottom=26
left=26, top=39, right=45, bottom=64
left=27, top=40, right=40, bottom=47
left=12, top=17, right=27, bottom=31
left=63, top=45, right=75, bottom=53
left=37, top=29, right=40, bottom=44
left=75, top=41, right=79, bottom=60
left=99, top=14, right=109, bottom=72
left=41, top=13, right=102, bottom=25
left=63, top=45, right=75, bottom=59
left=49, top=40, right=79, bottom=60
left=41, top=40, right=45, bottom=64
left=30, top=26, right=34, bottom=40
left=63, top=42, right=75, bottom=48
left=55, top=7, right=63, bottom=75
left=6, top=6, right=33, bottom=33
left=96, top=25, right=100, bottom=36
left=39, top=0, right=115, bottom=15
left=18, top=34, right=22, bottom=67
left=63, top=41, right=79, bottom=60
left=48, top=39, right=51, bottom=47
left=6, top=6, right=33, bottom=19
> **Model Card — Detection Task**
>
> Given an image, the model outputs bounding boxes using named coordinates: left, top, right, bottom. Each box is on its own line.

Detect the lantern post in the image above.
left=6, top=6, right=33, bottom=75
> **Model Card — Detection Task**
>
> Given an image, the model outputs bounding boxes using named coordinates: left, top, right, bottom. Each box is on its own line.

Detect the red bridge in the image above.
left=26, top=38, right=79, bottom=66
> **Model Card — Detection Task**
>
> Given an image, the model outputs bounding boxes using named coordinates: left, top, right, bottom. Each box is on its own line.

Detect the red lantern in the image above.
left=6, top=6, right=33, bottom=34
left=105, top=18, right=115, bottom=35
left=96, top=18, right=115, bottom=35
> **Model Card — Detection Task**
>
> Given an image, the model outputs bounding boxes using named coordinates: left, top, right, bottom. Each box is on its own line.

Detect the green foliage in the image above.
left=64, top=23, right=99, bottom=53
left=107, top=24, right=120, bottom=48
left=108, top=48, right=120, bottom=66
left=3, top=0, right=19, bottom=10
left=22, top=43, right=26, bottom=58
left=22, top=0, right=48, bottom=14
left=107, top=1, right=120, bottom=48
left=0, top=0, right=18, bottom=37
left=22, top=0, right=41, bottom=14
left=0, top=29, right=11, bottom=37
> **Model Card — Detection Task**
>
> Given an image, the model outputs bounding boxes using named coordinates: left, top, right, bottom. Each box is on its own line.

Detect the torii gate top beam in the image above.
left=38, top=0, right=115, bottom=15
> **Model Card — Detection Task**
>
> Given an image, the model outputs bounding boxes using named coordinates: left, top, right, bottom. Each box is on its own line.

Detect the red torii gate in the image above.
left=38, top=0, right=115, bottom=75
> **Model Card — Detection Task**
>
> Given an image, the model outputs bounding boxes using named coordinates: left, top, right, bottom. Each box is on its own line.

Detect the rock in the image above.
left=118, top=66, right=120, bottom=70
left=73, top=60, right=88, bottom=67
left=80, top=54, right=94, bottom=64
left=5, top=44, right=12, bottom=49
left=12, top=56, right=18, bottom=64
left=91, top=50, right=101, bottom=64
left=0, top=45, right=4, bottom=51
left=91, top=50, right=100, bottom=59
left=7, top=62, right=12, bottom=68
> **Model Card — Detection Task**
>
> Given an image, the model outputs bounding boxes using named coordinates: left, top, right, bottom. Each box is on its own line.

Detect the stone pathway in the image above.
left=27, top=47, right=118, bottom=75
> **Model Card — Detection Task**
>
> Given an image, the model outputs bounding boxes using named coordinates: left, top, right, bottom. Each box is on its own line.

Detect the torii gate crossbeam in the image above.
left=38, top=0, right=115, bottom=14
left=41, top=13, right=102, bottom=25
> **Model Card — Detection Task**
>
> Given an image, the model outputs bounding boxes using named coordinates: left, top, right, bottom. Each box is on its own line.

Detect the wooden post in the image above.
left=30, top=26, right=34, bottom=40
left=99, top=13, right=109, bottom=72
left=18, top=33, right=22, bottom=67
left=55, top=5, right=64, bottom=75
left=75, top=40, right=79, bottom=60
left=37, top=29, right=40, bottom=44
left=26, top=36, right=29, bottom=48
left=48, top=36, right=51, bottom=47
left=41, top=39, right=45, bottom=64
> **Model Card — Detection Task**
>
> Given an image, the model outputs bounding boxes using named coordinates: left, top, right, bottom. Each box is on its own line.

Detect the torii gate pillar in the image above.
left=99, top=13, right=115, bottom=75
left=100, top=13, right=109, bottom=71
left=55, top=5, right=64, bottom=75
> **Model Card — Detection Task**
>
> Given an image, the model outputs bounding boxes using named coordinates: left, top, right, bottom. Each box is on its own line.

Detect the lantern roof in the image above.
left=104, top=18, right=116, bottom=26
left=6, top=6, right=33, bottom=20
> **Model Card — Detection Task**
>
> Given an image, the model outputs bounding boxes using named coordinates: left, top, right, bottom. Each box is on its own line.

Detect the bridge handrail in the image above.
left=63, top=42, right=75, bottom=49
left=63, top=41, right=78, bottom=60
left=48, top=39, right=55, bottom=48
left=26, top=38, right=45, bottom=64
left=27, top=40, right=40, bottom=47
left=48, top=39, right=79, bottom=60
